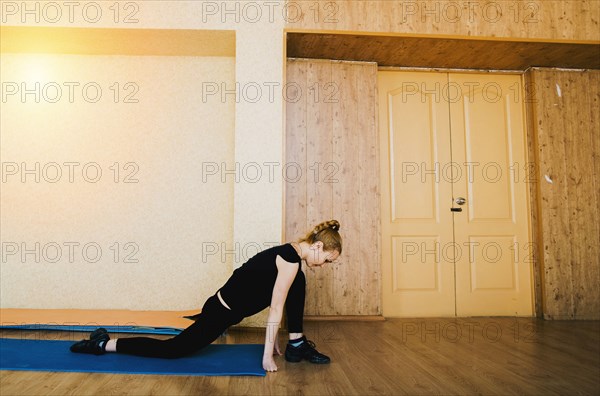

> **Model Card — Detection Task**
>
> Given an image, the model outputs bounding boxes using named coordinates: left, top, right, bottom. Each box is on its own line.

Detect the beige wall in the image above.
left=1, top=54, right=236, bottom=310
left=1, top=1, right=286, bottom=317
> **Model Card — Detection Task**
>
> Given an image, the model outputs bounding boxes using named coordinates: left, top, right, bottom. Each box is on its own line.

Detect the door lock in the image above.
left=455, top=197, right=466, bottom=205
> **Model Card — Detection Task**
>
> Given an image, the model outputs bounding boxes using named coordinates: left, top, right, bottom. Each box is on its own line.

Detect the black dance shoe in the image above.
left=70, top=328, right=110, bottom=355
left=284, top=337, right=331, bottom=364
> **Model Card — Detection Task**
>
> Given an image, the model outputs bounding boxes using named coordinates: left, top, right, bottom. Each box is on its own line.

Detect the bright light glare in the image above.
left=14, top=55, right=56, bottom=82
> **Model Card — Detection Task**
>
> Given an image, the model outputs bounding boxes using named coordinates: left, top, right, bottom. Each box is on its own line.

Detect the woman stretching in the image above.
left=70, top=220, right=342, bottom=372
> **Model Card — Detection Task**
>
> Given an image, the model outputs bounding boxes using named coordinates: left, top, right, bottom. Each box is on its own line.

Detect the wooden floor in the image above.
left=1, top=318, right=599, bottom=395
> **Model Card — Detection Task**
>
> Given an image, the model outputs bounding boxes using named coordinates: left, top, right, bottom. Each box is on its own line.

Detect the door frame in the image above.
left=377, top=66, right=542, bottom=318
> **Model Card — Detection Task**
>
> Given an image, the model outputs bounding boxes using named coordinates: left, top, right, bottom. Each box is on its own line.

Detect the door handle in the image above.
left=455, top=197, right=466, bottom=206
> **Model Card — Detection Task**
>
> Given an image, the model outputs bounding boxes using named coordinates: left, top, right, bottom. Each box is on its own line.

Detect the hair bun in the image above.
left=328, top=220, right=340, bottom=231
left=312, top=220, right=340, bottom=235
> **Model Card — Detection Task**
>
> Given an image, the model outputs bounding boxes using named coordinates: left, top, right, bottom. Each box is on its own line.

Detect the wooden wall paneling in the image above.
left=332, top=61, right=361, bottom=315
left=586, top=70, right=599, bottom=315
left=591, top=72, right=600, bottom=266
left=286, top=59, right=381, bottom=316
left=567, top=72, right=589, bottom=318
left=534, top=69, right=575, bottom=318
left=565, top=71, right=600, bottom=319
left=532, top=69, right=600, bottom=319
left=593, top=72, right=600, bottom=301
left=285, top=0, right=600, bottom=42
left=357, top=63, right=381, bottom=315
left=285, top=60, right=308, bottom=244
left=305, top=60, right=335, bottom=315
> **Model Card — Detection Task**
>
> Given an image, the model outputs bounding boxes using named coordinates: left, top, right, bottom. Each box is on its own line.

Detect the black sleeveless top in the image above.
left=218, top=244, right=302, bottom=316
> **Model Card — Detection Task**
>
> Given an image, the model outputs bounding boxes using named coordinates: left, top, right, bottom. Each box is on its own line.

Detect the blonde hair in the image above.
left=299, top=220, right=342, bottom=255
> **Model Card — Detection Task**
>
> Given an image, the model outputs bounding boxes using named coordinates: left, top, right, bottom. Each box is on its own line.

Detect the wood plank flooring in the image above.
left=1, top=318, right=599, bottom=395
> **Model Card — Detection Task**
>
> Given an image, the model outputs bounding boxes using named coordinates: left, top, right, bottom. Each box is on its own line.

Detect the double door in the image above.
left=379, top=71, right=534, bottom=317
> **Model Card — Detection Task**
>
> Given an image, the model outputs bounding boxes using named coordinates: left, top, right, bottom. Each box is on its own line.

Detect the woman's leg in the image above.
left=285, top=271, right=306, bottom=339
left=283, top=272, right=330, bottom=364
left=115, top=295, right=241, bottom=359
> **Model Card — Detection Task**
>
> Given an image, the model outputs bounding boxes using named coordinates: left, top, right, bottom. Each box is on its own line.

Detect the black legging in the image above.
left=117, top=271, right=306, bottom=359
left=116, top=295, right=243, bottom=358
left=285, top=270, right=306, bottom=334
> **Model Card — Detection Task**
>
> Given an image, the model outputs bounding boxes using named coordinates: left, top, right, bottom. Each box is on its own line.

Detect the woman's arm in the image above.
left=262, top=255, right=299, bottom=372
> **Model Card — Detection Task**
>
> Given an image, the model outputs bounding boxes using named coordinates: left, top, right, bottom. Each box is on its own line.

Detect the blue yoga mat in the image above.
left=0, top=338, right=265, bottom=376
left=0, top=324, right=182, bottom=335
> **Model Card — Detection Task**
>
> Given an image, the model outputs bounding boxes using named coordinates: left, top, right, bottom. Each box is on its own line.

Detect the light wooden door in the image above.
left=379, top=71, right=456, bottom=317
left=379, top=71, right=534, bottom=317
left=450, top=73, right=533, bottom=316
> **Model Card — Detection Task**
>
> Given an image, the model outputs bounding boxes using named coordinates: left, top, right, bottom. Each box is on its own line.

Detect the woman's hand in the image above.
left=263, top=356, right=278, bottom=372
